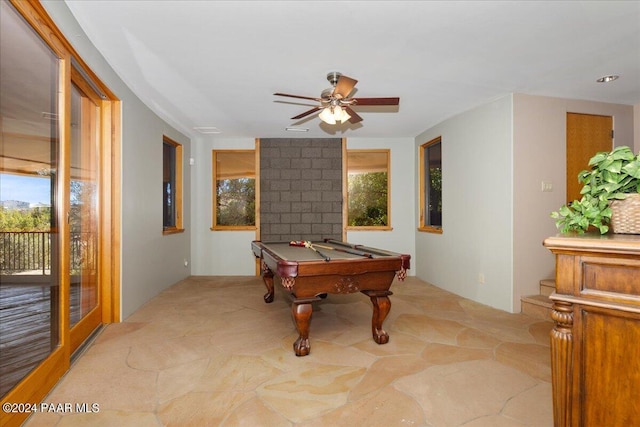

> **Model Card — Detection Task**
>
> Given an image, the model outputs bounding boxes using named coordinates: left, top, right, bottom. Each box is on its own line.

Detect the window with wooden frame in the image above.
left=212, top=150, right=256, bottom=230
left=346, top=149, right=390, bottom=229
left=162, top=136, right=183, bottom=234
left=419, top=137, right=442, bottom=233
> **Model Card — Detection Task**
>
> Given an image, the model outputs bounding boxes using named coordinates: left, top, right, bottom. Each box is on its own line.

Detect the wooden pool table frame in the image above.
left=252, top=239, right=411, bottom=356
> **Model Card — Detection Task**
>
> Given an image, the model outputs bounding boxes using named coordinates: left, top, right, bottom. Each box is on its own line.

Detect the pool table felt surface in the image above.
left=255, top=240, right=407, bottom=262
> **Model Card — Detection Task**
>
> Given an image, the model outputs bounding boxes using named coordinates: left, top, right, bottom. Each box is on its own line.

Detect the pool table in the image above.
left=251, top=239, right=411, bottom=356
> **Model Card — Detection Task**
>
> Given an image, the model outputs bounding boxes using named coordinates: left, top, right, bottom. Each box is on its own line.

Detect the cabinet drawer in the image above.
left=579, top=256, right=640, bottom=305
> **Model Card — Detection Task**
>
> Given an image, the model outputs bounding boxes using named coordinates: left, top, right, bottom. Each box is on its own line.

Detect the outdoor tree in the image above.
left=216, top=178, right=255, bottom=226
left=348, top=172, right=388, bottom=226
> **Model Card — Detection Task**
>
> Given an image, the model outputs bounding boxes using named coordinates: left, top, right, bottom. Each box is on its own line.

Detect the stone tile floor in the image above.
left=26, top=276, right=553, bottom=426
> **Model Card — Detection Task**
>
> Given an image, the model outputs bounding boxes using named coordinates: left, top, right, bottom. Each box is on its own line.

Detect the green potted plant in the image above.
left=551, top=146, right=640, bottom=234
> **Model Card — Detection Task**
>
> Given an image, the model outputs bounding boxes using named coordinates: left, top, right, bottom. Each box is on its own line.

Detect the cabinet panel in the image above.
left=580, top=309, right=640, bottom=426
left=544, top=233, right=640, bottom=427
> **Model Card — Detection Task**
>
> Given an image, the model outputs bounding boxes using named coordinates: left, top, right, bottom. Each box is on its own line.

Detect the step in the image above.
left=539, top=279, right=555, bottom=296
left=521, top=294, right=552, bottom=320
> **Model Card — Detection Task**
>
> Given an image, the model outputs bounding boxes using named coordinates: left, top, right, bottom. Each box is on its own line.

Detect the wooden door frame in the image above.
left=566, top=112, right=613, bottom=203
left=1, top=2, right=121, bottom=425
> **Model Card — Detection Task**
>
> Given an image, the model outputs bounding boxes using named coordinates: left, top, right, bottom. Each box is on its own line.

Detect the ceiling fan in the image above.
left=274, top=72, right=399, bottom=125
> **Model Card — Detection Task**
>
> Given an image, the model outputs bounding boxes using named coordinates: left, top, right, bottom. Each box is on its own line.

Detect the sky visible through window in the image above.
left=0, top=174, right=51, bottom=205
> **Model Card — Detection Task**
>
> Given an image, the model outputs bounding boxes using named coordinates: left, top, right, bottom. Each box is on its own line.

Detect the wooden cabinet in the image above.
left=544, top=233, right=640, bottom=427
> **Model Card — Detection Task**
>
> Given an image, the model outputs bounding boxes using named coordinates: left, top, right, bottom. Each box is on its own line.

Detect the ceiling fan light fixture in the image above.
left=319, top=107, right=337, bottom=124
left=340, top=110, right=351, bottom=123
left=334, top=105, right=351, bottom=123
left=318, top=105, right=351, bottom=125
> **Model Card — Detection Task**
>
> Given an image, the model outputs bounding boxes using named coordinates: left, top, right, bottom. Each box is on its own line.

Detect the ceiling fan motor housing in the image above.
left=326, top=71, right=342, bottom=87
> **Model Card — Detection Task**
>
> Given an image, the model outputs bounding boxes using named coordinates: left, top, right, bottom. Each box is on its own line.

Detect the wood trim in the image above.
left=10, top=0, right=68, bottom=57
left=70, top=305, right=102, bottom=352
left=255, top=138, right=261, bottom=276
left=211, top=149, right=216, bottom=229
left=12, top=1, right=115, bottom=99
left=566, top=113, right=613, bottom=203
left=419, top=138, right=425, bottom=229
left=255, top=138, right=261, bottom=240
left=100, top=100, right=114, bottom=323
left=544, top=233, right=640, bottom=256
left=211, top=148, right=256, bottom=230
left=0, top=4, right=71, bottom=424
left=418, top=136, right=443, bottom=233
left=56, top=9, right=73, bottom=373
left=68, top=64, right=102, bottom=355
left=0, top=348, right=68, bottom=427
left=210, top=225, right=257, bottom=231
left=1, top=2, right=122, bottom=423
left=342, top=138, right=348, bottom=241
left=345, top=148, right=391, bottom=230
left=71, top=67, right=103, bottom=105
left=175, top=143, right=183, bottom=230
left=418, top=225, right=444, bottom=234
left=162, top=136, right=184, bottom=234
left=110, top=101, right=122, bottom=322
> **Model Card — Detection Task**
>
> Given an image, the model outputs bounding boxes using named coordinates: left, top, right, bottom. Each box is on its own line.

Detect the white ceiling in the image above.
left=62, top=0, right=640, bottom=140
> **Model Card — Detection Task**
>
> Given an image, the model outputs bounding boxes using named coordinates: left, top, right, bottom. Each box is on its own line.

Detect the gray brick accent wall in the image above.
left=260, top=138, right=342, bottom=242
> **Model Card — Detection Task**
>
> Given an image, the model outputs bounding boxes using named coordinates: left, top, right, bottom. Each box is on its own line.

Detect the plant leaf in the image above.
left=602, top=169, right=622, bottom=184
left=604, top=159, right=622, bottom=174
left=588, top=152, right=608, bottom=166
left=610, top=146, right=634, bottom=161
left=622, top=161, right=640, bottom=178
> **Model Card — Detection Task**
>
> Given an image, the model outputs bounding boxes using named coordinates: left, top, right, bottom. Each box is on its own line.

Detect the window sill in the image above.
left=345, top=226, right=393, bottom=231
left=210, top=226, right=257, bottom=231
left=418, top=226, right=443, bottom=234
left=163, top=228, right=185, bottom=235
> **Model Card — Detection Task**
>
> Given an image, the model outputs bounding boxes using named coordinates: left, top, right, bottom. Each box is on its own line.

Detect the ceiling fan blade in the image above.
left=344, top=106, right=363, bottom=124
left=333, top=75, right=358, bottom=98
left=353, top=97, right=400, bottom=106
left=291, top=106, right=322, bottom=120
left=274, top=92, right=322, bottom=102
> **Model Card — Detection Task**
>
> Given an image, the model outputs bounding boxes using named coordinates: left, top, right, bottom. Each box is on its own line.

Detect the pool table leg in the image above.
left=363, top=290, right=392, bottom=345
left=292, top=301, right=313, bottom=356
left=261, top=263, right=275, bottom=303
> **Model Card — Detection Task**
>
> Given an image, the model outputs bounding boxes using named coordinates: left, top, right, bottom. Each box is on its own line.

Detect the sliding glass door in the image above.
left=0, top=1, right=119, bottom=424
left=0, top=0, right=61, bottom=399
left=69, top=71, right=102, bottom=353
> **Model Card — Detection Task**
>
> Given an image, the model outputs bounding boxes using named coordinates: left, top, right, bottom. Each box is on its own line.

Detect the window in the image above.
left=212, top=150, right=256, bottom=229
left=162, top=136, right=183, bottom=233
left=419, top=137, right=442, bottom=232
left=346, top=149, right=390, bottom=229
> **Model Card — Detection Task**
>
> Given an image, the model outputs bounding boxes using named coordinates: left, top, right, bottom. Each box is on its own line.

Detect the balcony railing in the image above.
left=0, top=231, right=95, bottom=276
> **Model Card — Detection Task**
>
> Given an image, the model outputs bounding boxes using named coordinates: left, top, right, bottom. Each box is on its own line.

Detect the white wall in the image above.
left=43, top=1, right=192, bottom=319
left=512, top=94, right=635, bottom=311
left=191, top=136, right=416, bottom=276
left=191, top=137, right=258, bottom=275
left=346, top=137, right=416, bottom=269
left=415, top=95, right=515, bottom=312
